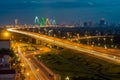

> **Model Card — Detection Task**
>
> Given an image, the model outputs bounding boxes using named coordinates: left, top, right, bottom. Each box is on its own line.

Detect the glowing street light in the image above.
left=36, top=69, right=40, bottom=72
left=26, top=72, right=30, bottom=80
left=104, top=45, right=107, bottom=49
left=4, top=32, right=9, bottom=37
left=65, top=76, right=70, bottom=80
left=26, top=73, right=30, bottom=76
left=38, top=56, right=41, bottom=58
left=91, top=45, right=94, bottom=47
left=110, top=38, right=113, bottom=42
left=21, top=63, right=25, bottom=67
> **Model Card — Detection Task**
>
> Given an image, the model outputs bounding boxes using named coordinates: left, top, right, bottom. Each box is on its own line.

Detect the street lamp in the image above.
left=36, top=69, right=40, bottom=72
left=104, top=45, right=107, bottom=49
left=26, top=73, right=29, bottom=76
left=4, top=32, right=9, bottom=37
left=65, top=76, right=70, bottom=80
left=22, top=63, right=25, bottom=67
left=38, top=56, right=41, bottom=58
left=3, top=31, right=10, bottom=38
left=26, top=72, right=30, bottom=80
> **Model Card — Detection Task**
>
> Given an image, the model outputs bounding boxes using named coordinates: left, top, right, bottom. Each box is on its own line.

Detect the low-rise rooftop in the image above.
left=0, top=69, right=16, bottom=74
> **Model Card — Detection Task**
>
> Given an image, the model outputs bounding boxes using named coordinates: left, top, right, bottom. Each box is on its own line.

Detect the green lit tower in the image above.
left=40, top=17, right=46, bottom=26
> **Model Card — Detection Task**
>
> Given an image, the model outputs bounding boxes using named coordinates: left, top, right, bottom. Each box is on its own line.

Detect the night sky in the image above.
left=0, top=0, right=120, bottom=24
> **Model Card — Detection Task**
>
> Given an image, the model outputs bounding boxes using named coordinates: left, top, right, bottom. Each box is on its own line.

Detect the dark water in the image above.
left=1, top=0, right=120, bottom=24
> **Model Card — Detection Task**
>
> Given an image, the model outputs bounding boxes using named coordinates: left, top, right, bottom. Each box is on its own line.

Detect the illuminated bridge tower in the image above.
left=52, top=19, right=56, bottom=25
left=40, top=17, right=46, bottom=26
left=34, top=16, right=40, bottom=25
left=34, top=16, right=57, bottom=27
left=46, top=18, right=51, bottom=26
left=50, top=19, right=56, bottom=25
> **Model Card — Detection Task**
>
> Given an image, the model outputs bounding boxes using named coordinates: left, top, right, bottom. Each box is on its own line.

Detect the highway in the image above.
left=12, top=42, right=38, bottom=80
left=18, top=46, right=47, bottom=80
left=11, top=41, right=55, bottom=80
left=8, top=28, right=120, bottom=64
left=15, top=42, right=55, bottom=80
left=27, top=55, right=54, bottom=79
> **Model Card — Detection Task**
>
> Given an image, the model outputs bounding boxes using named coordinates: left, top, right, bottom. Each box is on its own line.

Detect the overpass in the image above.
left=70, top=36, right=113, bottom=41
left=8, top=28, right=120, bottom=64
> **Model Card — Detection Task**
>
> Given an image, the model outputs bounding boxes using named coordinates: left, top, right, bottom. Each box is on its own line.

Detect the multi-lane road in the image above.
left=8, top=28, right=120, bottom=65
left=17, top=43, right=55, bottom=80
left=18, top=46, right=46, bottom=80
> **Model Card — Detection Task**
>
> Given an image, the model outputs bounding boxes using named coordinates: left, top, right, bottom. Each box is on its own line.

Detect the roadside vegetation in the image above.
left=36, top=49, right=120, bottom=80
left=21, top=45, right=38, bottom=51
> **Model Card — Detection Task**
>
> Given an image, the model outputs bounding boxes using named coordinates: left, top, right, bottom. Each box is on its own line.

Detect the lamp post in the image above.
left=4, top=32, right=9, bottom=37
left=26, top=72, right=30, bottom=80
left=3, top=31, right=10, bottom=40
left=103, top=38, right=107, bottom=49
left=65, top=76, right=70, bottom=80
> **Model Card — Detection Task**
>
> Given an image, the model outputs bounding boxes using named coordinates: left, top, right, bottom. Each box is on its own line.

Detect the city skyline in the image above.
left=1, top=0, right=120, bottom=24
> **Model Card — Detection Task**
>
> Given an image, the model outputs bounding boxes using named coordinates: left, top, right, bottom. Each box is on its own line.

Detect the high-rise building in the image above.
left=88, top=21, right=93, bottom=27
left=15, top=19, right=18, bottom=25
left=83, top=22, right=88, bottom=27
left=99, top=18, right=106, bottom=25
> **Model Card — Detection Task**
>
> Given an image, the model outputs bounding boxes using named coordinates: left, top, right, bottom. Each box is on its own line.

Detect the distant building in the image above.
left=88, top=21, right=93, bottom=27
left=99, top=18, right=106, bottom=26
left=0, top=69, right=16, bottom=80
left=15, top=19, right=18, bottom=25
left=0, top=39, right=10, bottom=49
left=83, top=22, right=89, bottom=27
left=0, top=54, right=10, bottom=69
left=83, top=21, right=93, bottom=27
left=0, top=40, right=16, bottom=80
left=0, top=54, right=16, bottom=80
